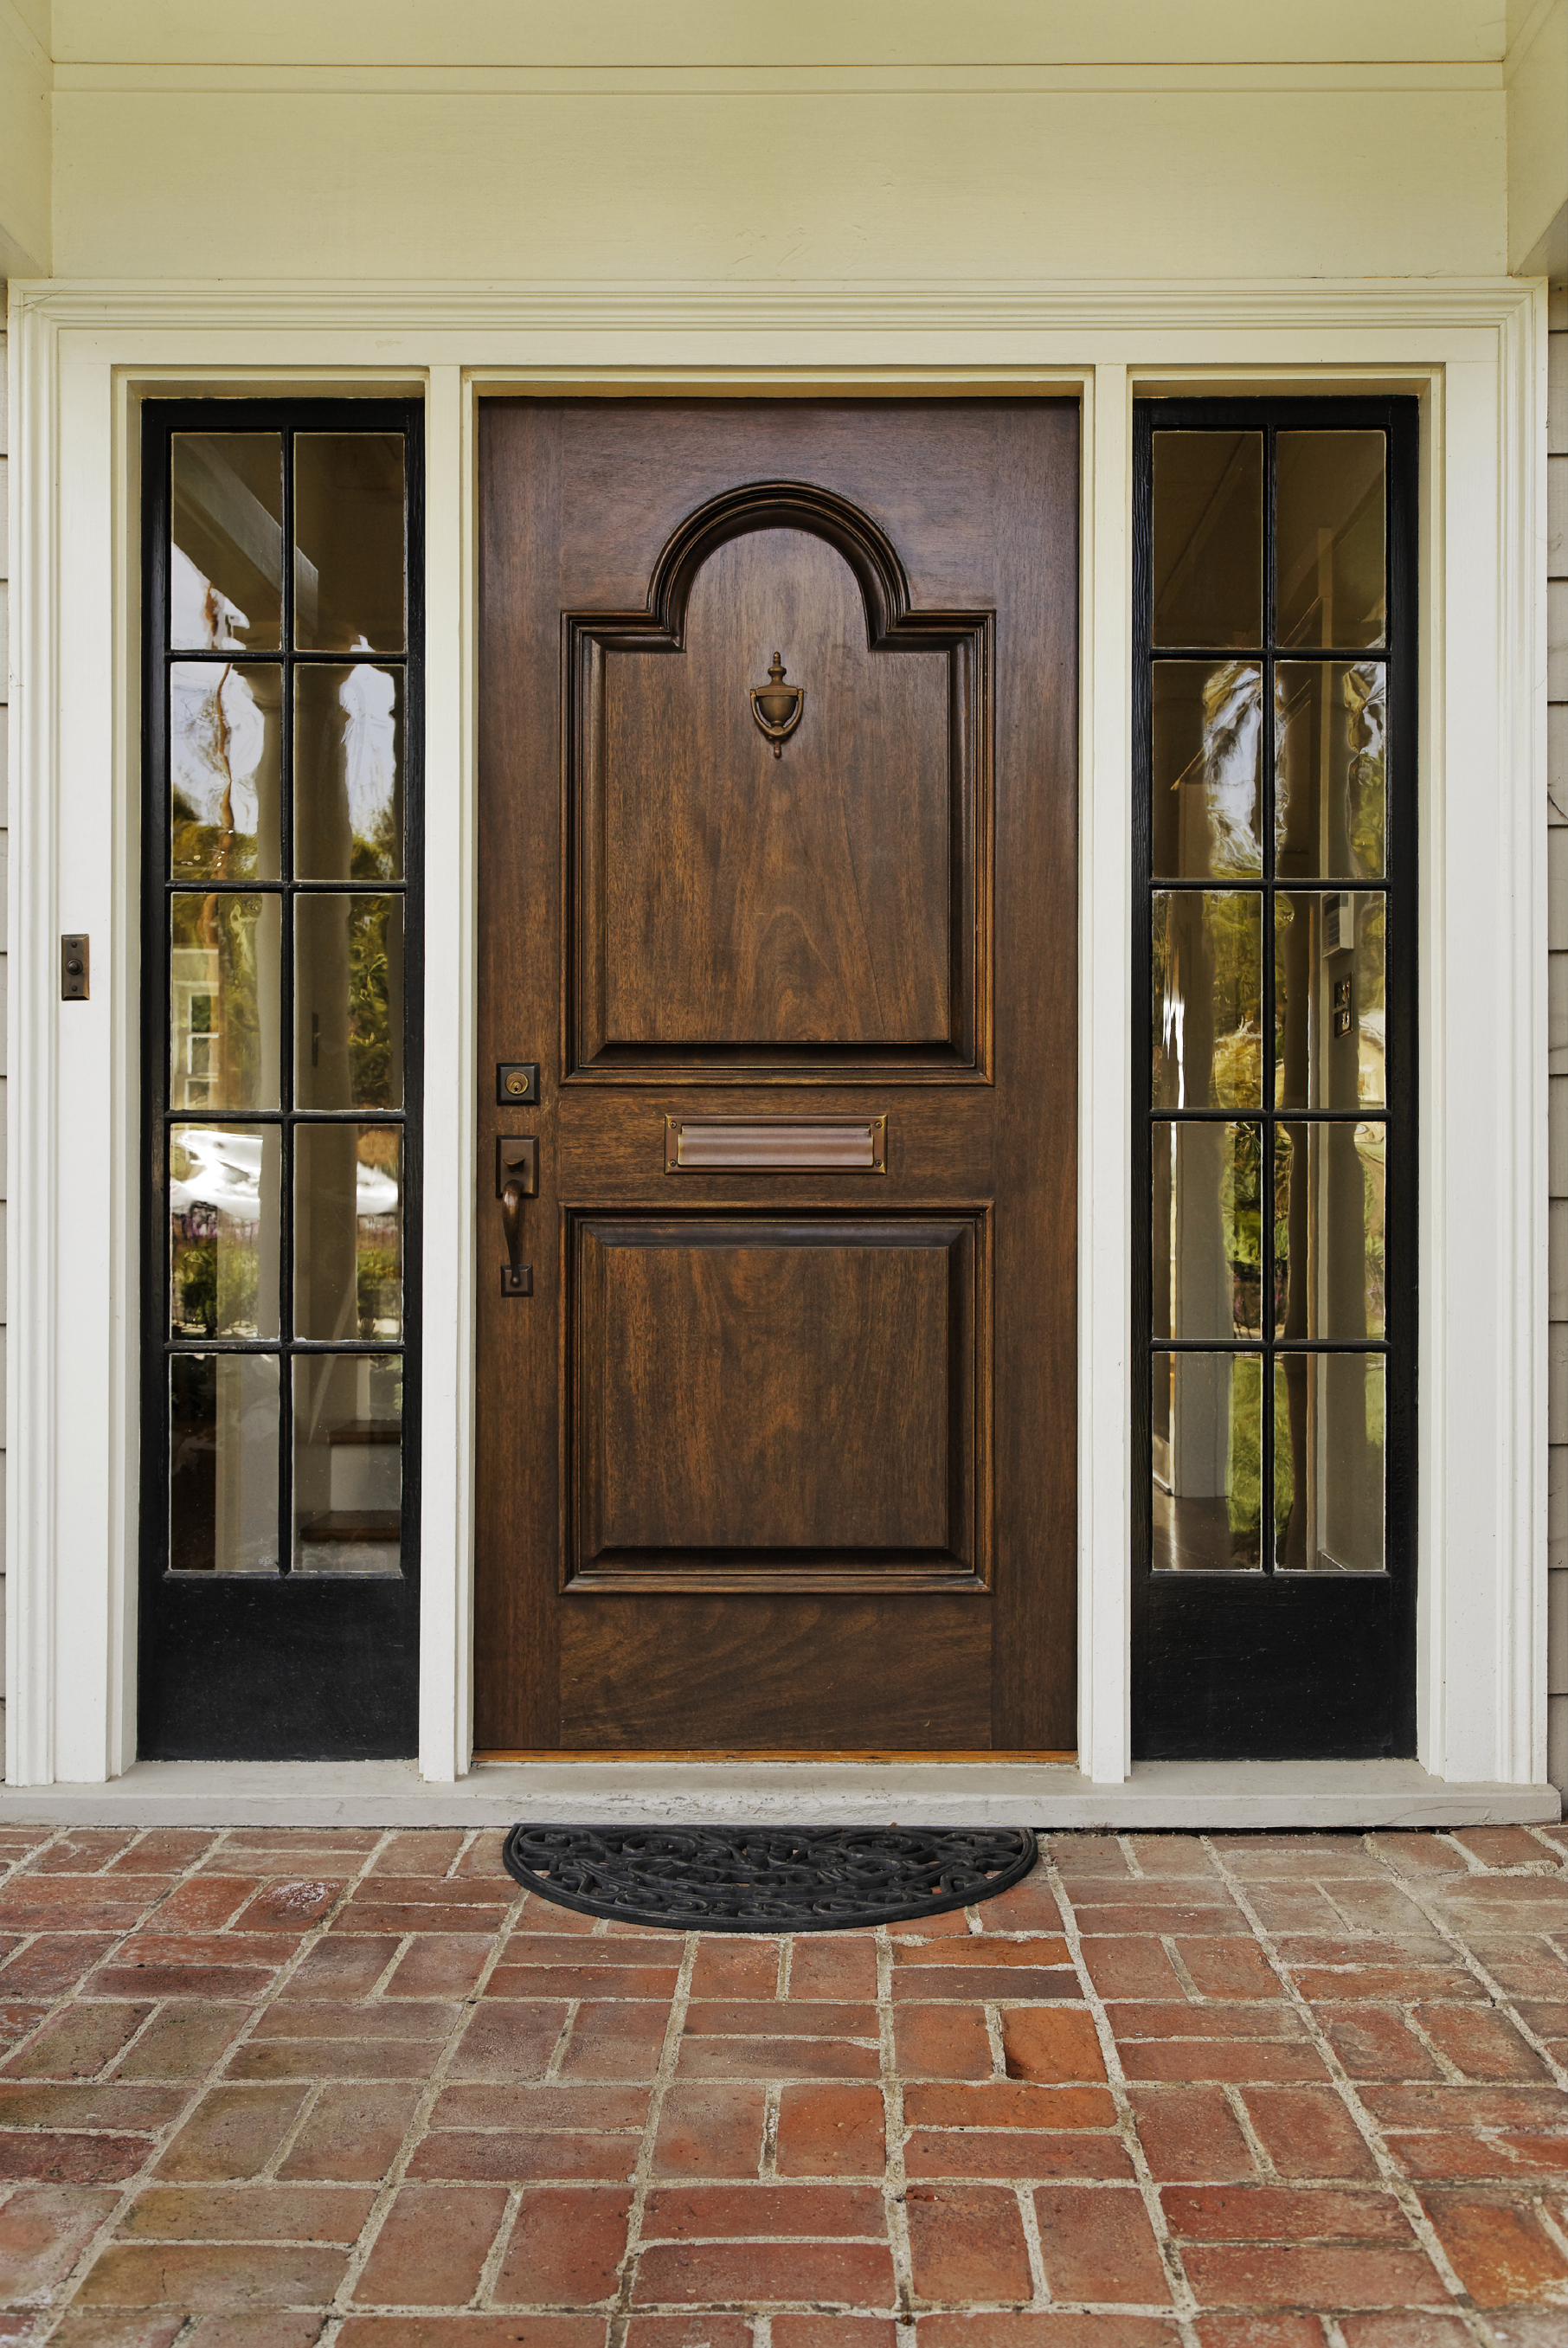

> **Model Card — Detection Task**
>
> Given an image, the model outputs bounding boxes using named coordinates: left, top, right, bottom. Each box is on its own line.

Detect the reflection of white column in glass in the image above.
left=213, top=1357, right=277, bottom=1572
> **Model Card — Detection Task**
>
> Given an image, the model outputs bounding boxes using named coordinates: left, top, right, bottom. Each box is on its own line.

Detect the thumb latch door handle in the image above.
left=498, top=1136, right=537, bottom=1296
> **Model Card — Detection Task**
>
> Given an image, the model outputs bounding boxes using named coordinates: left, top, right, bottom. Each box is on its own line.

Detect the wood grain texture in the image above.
left=570, top=1216, right=979, bottom=1583
left=474, top=399, right=1078, bottom=1753
left=558, top=1597, right=994, bottom=1750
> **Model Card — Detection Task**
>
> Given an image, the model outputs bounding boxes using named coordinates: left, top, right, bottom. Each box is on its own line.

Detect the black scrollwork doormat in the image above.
left=501, top=1824, right=1038, bottom=1933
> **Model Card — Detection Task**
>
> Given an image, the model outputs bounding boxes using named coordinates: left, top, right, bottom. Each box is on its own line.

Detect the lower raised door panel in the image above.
left=559, top=1593, right=994, bottom=1749
left=568, top=1214, right=987, bottom=1589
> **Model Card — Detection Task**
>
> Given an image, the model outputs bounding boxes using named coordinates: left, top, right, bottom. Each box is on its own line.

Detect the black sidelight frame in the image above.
left=138, top=398, right=424, bottom=1759
left=1131, top=396, right=1418, bottom=1760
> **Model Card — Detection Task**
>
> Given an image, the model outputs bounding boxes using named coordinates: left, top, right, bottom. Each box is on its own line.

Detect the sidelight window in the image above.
left=1133, top=398, right=1417, bottom=1758
left=140, top=400, right=423, bottom=1759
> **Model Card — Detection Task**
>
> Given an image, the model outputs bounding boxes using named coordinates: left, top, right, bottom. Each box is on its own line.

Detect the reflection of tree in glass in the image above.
left=1226, top=1356, right=1262, bottom=1551
left=346, top=899, right=395, bottom=1106
left=1342, top=665, right=1385, bottom=878
left=1205, top=895, right=1262, bottom=1106
left=170, top=665, right=268, bottom=878
left=1221, top=1123, right=1263, bottom=1337
left=1200, top=662, right=1263, bottom=878
left=341, top=665, right=401, bottom=880
left=1357, top=1122, right=1386, bottom=1337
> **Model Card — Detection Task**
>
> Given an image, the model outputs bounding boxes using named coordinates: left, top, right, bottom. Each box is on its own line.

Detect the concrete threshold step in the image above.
left=0, top=1756, right=1558, bottom=1830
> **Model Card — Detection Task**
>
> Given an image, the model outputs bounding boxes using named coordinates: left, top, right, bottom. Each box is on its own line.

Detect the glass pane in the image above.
left=1151, top=661, right=1263, bottom=879
left=170, top=663, right=282, bottom=881
left=1152, top=891, right=1263, bottom=1109
left=293, top=434, right=406, bottom=653
left=170, top=1123, right=280, bottom=1340
left=1153, top=1122, right=1264, bottom=1341
left=295, top=664, right=404, bottom=881
left=1274, top=891, right=1387, bottom=1110
left=1273, top=1354, right=1385, bottom=1572
left=170, top=434, right=284, bottom=651
left=1152, top=431, right=1263, bottom=649
left=168, top=1353, right=280, bottom=1573
left=1151, top=1352, right=1263, bottom=1572
left=170, top=892, right=282, bottom=1112
left=1275, top=661, right=1386, bottom=881
left=1276, top=430, right=1387, bottom=650
left=295, top=1126, right=403, bottom=1341
left=294, top=895, right=404, bottom=1111
left=1274, top=1121, right=1386, bottom=1341
left=293, top=1354, right=403, bottom=1574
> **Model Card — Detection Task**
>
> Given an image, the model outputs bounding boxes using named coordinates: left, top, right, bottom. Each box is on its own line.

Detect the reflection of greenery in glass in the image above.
left=1359, top=897, right=1385, bottom=1016
left=1272, top=1361, right=1296, bottom=1529
left=1220, top=1124, right=1263, bottom=1337
left=1226, top=1355, right=1262, bottom=1549
left=175, top=1241, right=259, bottom=1337
left=357, top=1245, right=400, bottom=1338
left=1357, top=1123, right=1386, bottom=1337
left=1205, top=894, right=1262, bottom=1106
left=347, top=897, right=396, bottom=1107
left=1366, top=1355, right=1385, bottom=1452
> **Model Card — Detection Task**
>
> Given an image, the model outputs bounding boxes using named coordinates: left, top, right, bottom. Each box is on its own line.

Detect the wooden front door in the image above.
left=474, top=399, right=1078, bottom=1753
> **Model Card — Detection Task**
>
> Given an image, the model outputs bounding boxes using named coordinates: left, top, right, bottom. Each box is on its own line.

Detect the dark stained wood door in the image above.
left=474, top=400, right=1078, bottom=1753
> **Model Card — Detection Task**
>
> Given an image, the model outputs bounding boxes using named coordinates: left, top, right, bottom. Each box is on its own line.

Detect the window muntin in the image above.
left=1140, top=409, right=1407, bottom=1582
left=154, top=415, right=418, bottom=1579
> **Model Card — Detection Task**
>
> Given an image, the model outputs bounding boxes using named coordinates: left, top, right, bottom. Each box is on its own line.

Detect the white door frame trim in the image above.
left=3, top=278, right=1549, bottom=1792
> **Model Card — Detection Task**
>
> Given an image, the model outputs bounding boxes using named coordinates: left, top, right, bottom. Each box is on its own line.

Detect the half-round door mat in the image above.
left=501, top=1824, right=1038, bottom=1933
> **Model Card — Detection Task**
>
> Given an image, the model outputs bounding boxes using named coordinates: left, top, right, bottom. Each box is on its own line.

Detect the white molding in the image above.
left=1079, top=363, right=1132, bottom=1784
left=414, top=365, right=477, bottom=1782
left=3, top=288, right=58, bottom=1785
left=6, top=280, right=1543, bottom=340
left=2, top=275, right=1547, bottom=1796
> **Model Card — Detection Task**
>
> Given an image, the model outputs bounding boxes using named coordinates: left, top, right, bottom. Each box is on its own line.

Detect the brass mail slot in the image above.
left=665, top=1116, right=888, bottom=1174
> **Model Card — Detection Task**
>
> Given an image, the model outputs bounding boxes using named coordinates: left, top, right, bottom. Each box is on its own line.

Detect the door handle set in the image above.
left=498, top=1136, right=537, bottom=1297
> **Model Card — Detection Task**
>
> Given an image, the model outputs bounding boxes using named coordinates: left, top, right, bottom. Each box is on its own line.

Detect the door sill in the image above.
left=472, top=1749, right=1079, bottom=1764
left=0, top=1758, right=1558, bottom=1829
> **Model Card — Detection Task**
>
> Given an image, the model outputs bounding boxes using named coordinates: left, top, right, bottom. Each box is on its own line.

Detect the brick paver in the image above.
left=0, top=1825, right=1556, bottom=2340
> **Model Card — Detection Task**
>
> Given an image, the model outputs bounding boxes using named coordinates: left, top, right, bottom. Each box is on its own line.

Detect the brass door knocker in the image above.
left=749, top=651, right=805, bottom=756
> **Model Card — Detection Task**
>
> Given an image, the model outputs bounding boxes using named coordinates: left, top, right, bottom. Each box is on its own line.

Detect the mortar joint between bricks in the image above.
left=1161, top=1934, right=1206, bottom=2005
left=1221, top=2080, right=1279, bottom=2179
left=1044, top=1846, right=1201, bottom=2330
left=472, top=2180, right=526, bottom=2311
left=1402, top=2002, right=1470, bottom=2085
left=543, top=1997, right=581, bottom=2081
left=877, top=1921, right=916, bottom=2324
left=1116, top=1832, right=1147, bottom=1878
left=1363, top=1834, right=1568, bottom=2092
left=1199, top=1833, right=1507, bottom=2348
left=605, top=1926, right=699, bottom=2347
left=1015, top=2170, right=1051, bottom=2304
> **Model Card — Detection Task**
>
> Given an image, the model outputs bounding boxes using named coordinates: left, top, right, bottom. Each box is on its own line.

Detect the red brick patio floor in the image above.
left=0, top=1824, right=1561, bottom=2345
